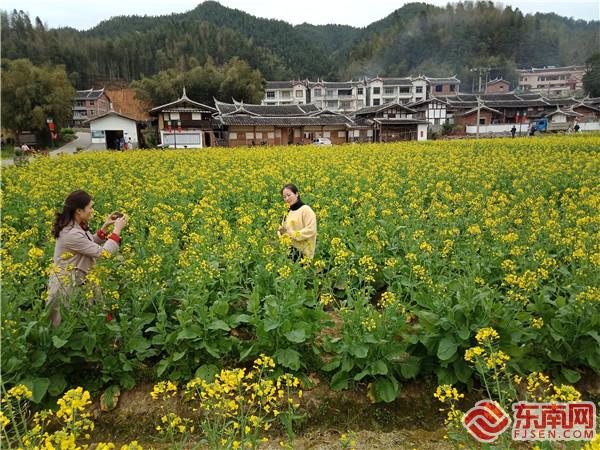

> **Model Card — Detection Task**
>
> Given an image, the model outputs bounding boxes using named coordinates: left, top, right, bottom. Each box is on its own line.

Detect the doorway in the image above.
left=105, top=130, right=124, bottom=149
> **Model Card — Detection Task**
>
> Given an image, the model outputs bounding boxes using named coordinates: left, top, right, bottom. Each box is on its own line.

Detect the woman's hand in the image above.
left=278, top=225, right=285, bottom=237
left=101, top=213, right=118, bottom=233
left=113, top=215, right=128, bottom=235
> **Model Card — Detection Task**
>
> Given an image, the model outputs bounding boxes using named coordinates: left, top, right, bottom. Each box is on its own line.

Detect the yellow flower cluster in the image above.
left=319, top=293, right=335, bottom=306
left=464, top=346, right=485, bottom=362
left=377, top=291, right=398, bottom=309
left=434, top=385, right=465, bottom=403
left=475, top=327, right=500, bottom=343
left=150, top=380, right=178, bottom=400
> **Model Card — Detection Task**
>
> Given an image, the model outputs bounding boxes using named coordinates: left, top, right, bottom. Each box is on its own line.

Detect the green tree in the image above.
left=1, top=59, right=75, bottom=145
left=219, top=58, right=264, bottom=104
left=583, top=52, right=600, bottom=97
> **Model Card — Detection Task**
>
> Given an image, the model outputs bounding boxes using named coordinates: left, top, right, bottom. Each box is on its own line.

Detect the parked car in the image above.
left=312, top=137, right=332, bottom=145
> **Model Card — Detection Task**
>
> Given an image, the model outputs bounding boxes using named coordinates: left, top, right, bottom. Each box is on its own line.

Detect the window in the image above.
left=314, top=88, right=322, bottom=97
left=268, top=132, right=274, bottom=139
left=170, top=112, right=180, bottom=120
left=90, top=110, right=96, bottom=116
left=435, top=85, right=443, bottom=92
left=192, top=113, right=202, bottom=120
left=373, top=87, right=381, bottom=95
left=479, top=118, right=485, bottom=125
left=416, top=86, right=423, bottom=93
left=91, top=130, right=105, bottom=138
left=229, top=132, right=237, bottom=140
left=338, top=131, right=346, bottom=138
left=76, top=101, right=85, bottom=107
left=340, top=101, right=351, bottom=109
left=163, top=113, right=170, bottom=121
left=338, top=89, right=352, bottom=96
left=387, top=113, right=396, bottom=118
left=327, top=100, right=337, bottom=108
left=384, top=87, right=395, bottom=95
left=450, top=85, right=456, bottom=92
left=373, top=99, right=380, bottom=106
left=266, top=91, right=275, bottom=98
left=255, top=132, right=262, bottom=139
left=399, top=87, right=410, bottom=94
left=326, top=89, right=335, bottom=97
left=323, top=131, right=330, bottom=138
left=357, top=88, right=363, bottom=95
left=281, top=91, right=291, bottom=99
left=245, top=132, right=254, bottom=139
left=295, top=90, right=303, bottom=98
left=89, top=101, right=95, bottom=106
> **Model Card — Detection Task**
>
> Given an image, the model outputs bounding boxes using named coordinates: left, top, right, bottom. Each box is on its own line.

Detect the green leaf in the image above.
left=177, top=325, right=203, bottom=341
left=208, top=320, right=230, bottom=331
left=349, top=343, right=369, bottom=358
left=239, top=344, right=255, bottom=361
left=354, top=370, right=369, bottom=381
left=82, top=332, right=96, bottom=354
left=561, top=367, right=581, bottom=384
left=195, top=364, right=219, bottom=382
left=22, top=377, right=50, bottom=403
left=372, top=376, right=400, bottom=403
left=100, top=385, right=121, bottom=411
left=31, top=350, right=47, bottom=368
left=321, top=358, right=341, bottom=372
left=400, top=356, right=421, bottom=379
left=370, top=360, right=388, bottom=376
left=437, top=336, right=458, bottom=361
left=48, top=374, right=67, bottom=396
left=453, top=359, right=472, bottom=384
left=119, top=373, right=135, bottom=390
left=285, top=328, right=307, bottom=343
left=330, top=370, right=349, bottom=390
left=274, top=348, right=301, bottom=370
left=172, top=351, right=186, bottom=361
left=52, top=336, right=68, bottom=348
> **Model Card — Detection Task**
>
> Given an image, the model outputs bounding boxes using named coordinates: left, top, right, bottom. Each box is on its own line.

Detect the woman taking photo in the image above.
left=278, top=184, right=317, bottom=260
left=48, top=190, right=127, bottom=327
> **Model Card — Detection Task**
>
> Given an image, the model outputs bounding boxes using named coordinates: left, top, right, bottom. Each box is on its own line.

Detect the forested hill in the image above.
left=1, top=1, right=598, bottom=90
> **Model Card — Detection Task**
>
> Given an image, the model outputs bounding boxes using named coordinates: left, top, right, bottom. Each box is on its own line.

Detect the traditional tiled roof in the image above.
left=517, top=65, right=585, bottom=73
left=216, top=100, right=317, bottom=117
left=424, top=76, right=460, bottom=84
left=545, top=107, right=583, bottom=118
left=373, top=118, right=430, bottom=125
left=487, top=78, right=510, bottom=85
left=218, top=115, right=353, bottom=127
left=381, top=78, right=413, bottom=86
left=460, top=105, right=503, bottom=116
left=150, top=89, right=216, bottom=114
left=354, top=103, right=417, bottom=116
left=265, top=80, right=307, bottom=89
left=308, top=80, right=364, bottom=89
left=407, top=97, right=449, bottom=108
left=75, top=88, right=108, bottom=100
left=85, top=110, right=138, bottom=123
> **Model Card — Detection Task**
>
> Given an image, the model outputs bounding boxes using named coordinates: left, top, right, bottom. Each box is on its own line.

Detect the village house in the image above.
left=406, top=97, right=449, bottom=129
left=87, top=111, right=140, bottom=149
left=72, top=88, right=111, bottom=127
left=351, top=103, right=429, bottom=142
left=425, top=76, right=461, bottom=97
left=366, top=77, right=427, bottom=106
left=517, top=65, right=585, bottom=97
left=149, top=89, right=218, bottom=148
left=486, top=78, right=511, bottom=94
left=215, top=100, right=353, bottom=146
left=263, top=80, right=309, bottom=105
left=308, top=80, right=367, bottom=112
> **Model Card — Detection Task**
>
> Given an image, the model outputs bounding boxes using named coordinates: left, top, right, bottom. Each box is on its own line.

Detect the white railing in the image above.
left=580, top=122, right=600, bottom=131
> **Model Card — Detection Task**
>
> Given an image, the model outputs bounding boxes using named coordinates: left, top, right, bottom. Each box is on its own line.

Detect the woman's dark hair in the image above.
left=281, top=184, right=301, bottom=201
left=52, top=190, right=92, bottom=237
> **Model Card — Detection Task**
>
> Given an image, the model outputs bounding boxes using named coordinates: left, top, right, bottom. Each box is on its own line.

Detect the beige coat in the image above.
left=47, top=222, right=120, bottom=326
left=283, top=205, right=317, bottom=258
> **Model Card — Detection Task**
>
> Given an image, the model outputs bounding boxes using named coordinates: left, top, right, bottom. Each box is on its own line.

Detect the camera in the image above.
left=111, top=212, right=124, bottom=220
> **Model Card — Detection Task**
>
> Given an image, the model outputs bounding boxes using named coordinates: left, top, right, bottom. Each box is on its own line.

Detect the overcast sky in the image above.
left=2, top=0, right=598, bottom=29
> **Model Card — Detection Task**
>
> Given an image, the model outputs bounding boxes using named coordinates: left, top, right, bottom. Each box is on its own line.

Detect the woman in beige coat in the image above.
left=48, top=190, right=127, bottom=326
left=278, top=184, right=317, bottom=260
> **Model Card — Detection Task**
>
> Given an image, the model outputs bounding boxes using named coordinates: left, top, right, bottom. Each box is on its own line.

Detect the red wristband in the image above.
left=108, top=232, right=121, bottom=244
left=97, top=229, right=107, bottom=240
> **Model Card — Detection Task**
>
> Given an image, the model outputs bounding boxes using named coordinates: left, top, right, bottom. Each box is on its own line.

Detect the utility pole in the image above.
left=476, top=96, right=481, bottom=138
left=470, top=67, right=491, bottom=94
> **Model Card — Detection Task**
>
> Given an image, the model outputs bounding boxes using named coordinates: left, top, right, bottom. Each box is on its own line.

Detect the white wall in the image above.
left=90, top=115, right=138, bottom=148
left=466, top=124, right=514, bottom=134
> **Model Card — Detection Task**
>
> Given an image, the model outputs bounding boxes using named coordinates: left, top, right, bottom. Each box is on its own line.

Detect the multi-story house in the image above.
left=308, top=80, right=367, bottom=112
left=72, top=88, right=111, bottom=127
left=517, top=65, right=585, bottom=97
left=366, top=77, right=428, bottom=106
left=262, top=81, right=309, bottom=105
left=486, top=78, right=511, bottom=94
left=426, top=76, right=460, bottom=97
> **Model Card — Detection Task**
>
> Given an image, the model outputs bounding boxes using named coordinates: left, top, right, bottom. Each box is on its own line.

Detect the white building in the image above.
left=517, top=66, right=585, bottom=97
left=88, top=111, right=139, bottom=149
left=263, top=81, right=309, bottom=105
left=308, top=80, right=367, bottom=112
left=366, top=77, right=428, bottom=106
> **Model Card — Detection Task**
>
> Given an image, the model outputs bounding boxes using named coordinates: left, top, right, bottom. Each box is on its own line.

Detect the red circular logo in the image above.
left=462, top=400, right=511, bottom=443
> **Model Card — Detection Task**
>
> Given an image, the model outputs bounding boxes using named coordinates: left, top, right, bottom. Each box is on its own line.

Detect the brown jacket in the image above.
left=47, top=222, right=120, bottom=325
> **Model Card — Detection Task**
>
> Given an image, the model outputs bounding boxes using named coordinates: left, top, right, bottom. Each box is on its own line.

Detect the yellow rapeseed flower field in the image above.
left=1, top=135, right=599, bottom=403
